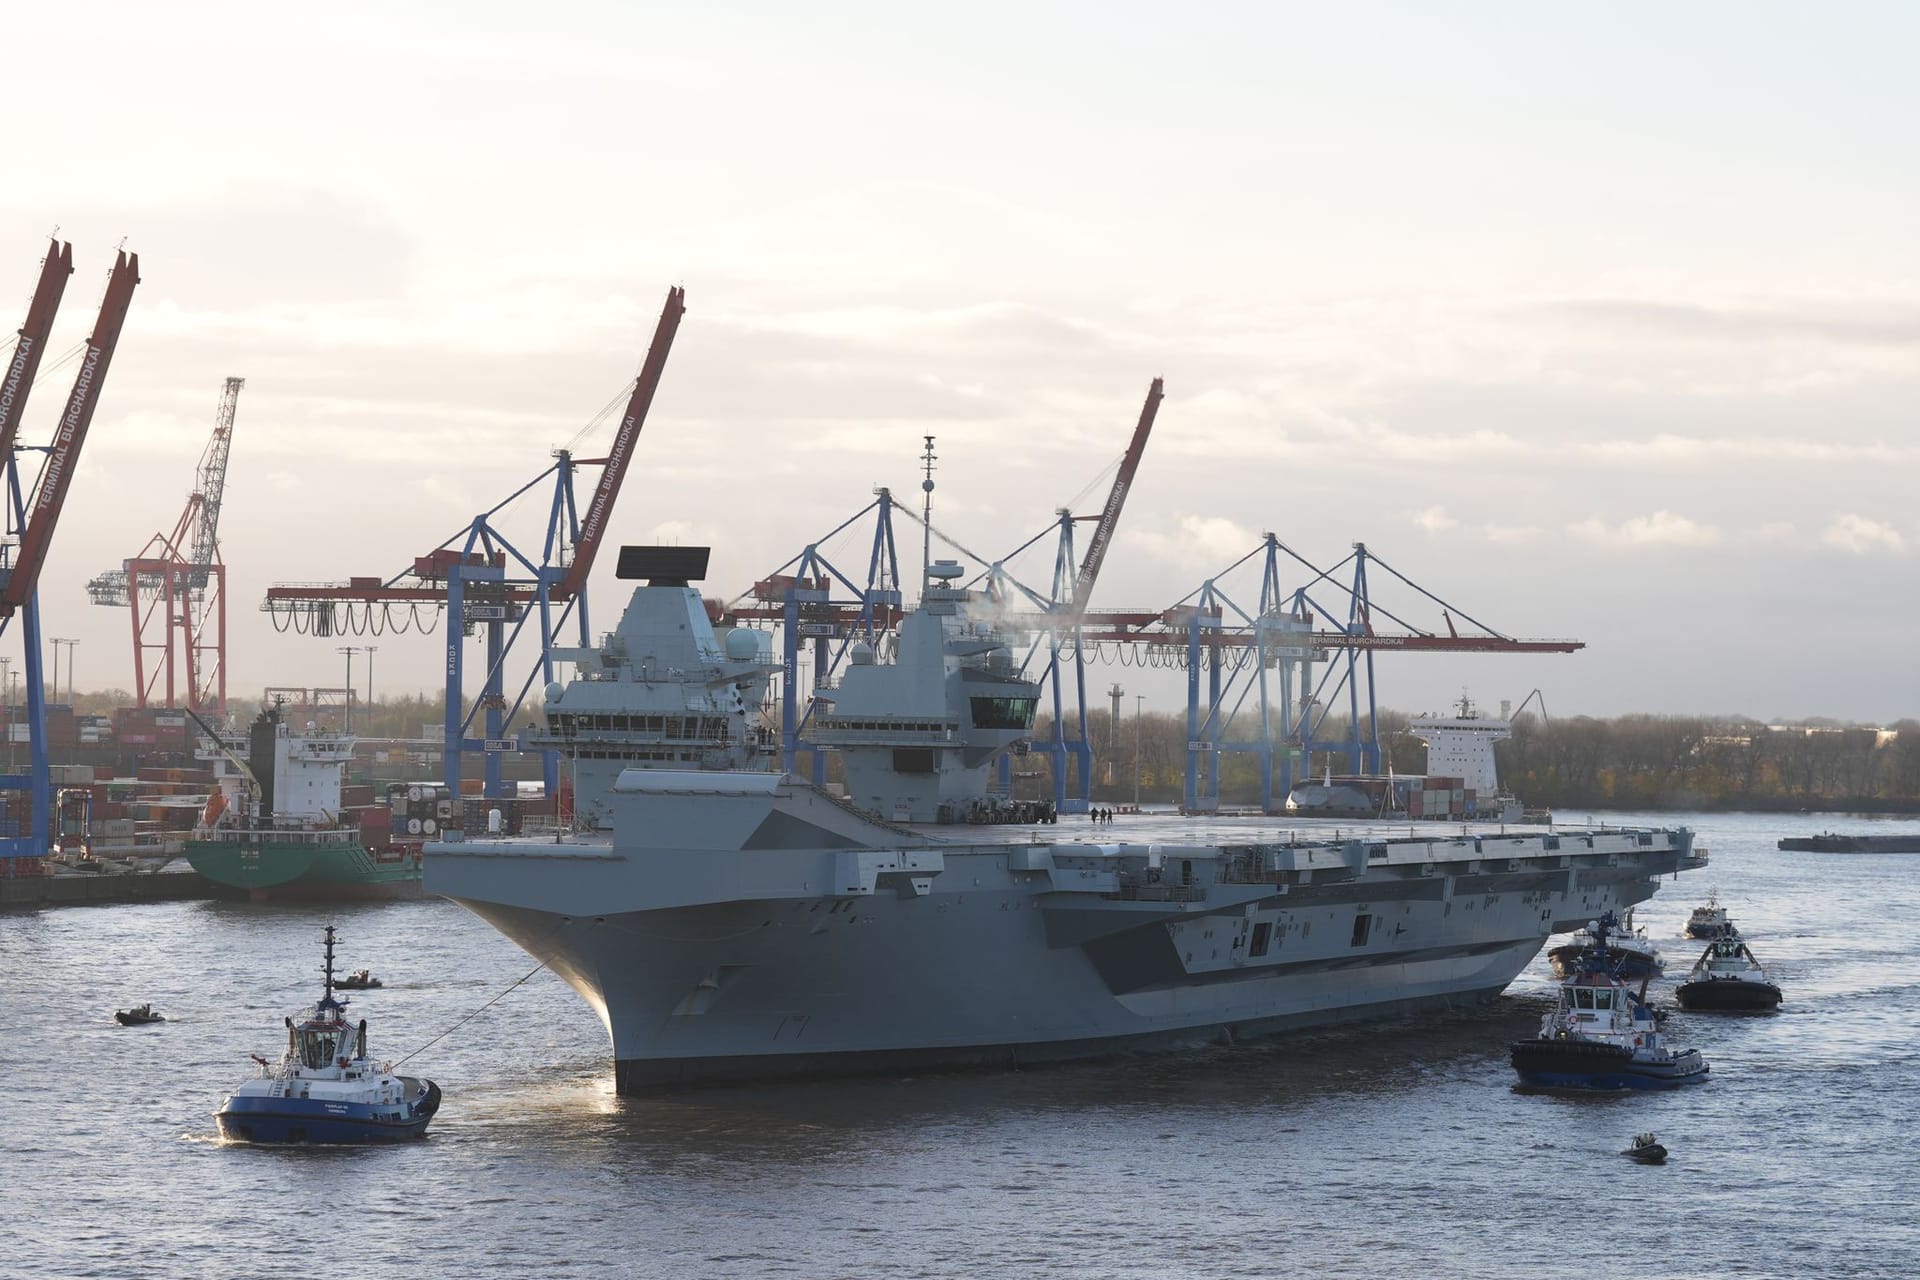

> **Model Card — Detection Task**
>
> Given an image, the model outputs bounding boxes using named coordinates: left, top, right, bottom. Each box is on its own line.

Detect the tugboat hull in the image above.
left=1548, top=944, right=1662, bottom=982
left=1685, top=923, right=1735, bottom=941
left=1675, top=978, right=1781, bottom=1012
left=1510, top=1039, right=1709, bottom=1090
left=215, top=1079, right=440, bottom=1145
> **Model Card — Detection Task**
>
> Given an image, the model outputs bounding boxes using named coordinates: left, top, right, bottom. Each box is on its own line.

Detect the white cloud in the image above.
left=1568, top=511, right=1721, bottom=548
left=1822, top=514, right=1905, bottom=554
left=645, top=519, right=725, bottom=548
left=1479, top=524, right=1542, bottom=544
left=1413, top=505, right=1458, bottom=533
left=1126, top=515, right=1259, bottom=568
left=1577, top=435, right=1920, bottom=467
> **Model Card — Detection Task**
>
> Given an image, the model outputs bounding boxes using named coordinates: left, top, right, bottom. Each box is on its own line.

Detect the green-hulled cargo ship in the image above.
left=187, top=828, right=421, bottom=900
left=185, top=704, right=422, bottom=902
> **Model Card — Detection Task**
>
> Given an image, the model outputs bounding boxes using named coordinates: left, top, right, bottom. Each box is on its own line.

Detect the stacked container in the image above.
left=387, top=782, right=456, bottom=836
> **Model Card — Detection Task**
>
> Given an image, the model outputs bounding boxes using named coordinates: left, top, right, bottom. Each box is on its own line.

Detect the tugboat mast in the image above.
left=321, top=924, right=338, bottom=1000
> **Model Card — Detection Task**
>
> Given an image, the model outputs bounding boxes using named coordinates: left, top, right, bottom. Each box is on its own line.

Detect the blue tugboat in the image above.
left=214, top=926, right=440, bottom=1144
left=1548, top=908, right=1664, bottom=981
left=1512, top=914, right=1709, bottom=1091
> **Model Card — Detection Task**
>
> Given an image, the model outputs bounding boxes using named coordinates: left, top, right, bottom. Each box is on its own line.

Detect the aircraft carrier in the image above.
left=427, top=556, right=1706, bottom=1089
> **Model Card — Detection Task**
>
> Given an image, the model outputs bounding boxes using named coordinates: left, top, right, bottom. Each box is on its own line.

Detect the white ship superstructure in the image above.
left=1409, top=696, right=1508, bottom=795
left=195, top=703, right=354, bottom=831
left=1409, top=696, right=1520, bottom=820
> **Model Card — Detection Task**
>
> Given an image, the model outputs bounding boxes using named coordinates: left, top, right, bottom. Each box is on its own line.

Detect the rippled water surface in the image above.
left=5, top=811, right=1919, bottom=1279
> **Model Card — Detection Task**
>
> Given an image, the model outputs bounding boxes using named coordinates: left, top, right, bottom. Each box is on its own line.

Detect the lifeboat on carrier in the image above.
left=214, top=925, right=439, bottom=1144
left=1511, top=913, right=1709, bottom=1091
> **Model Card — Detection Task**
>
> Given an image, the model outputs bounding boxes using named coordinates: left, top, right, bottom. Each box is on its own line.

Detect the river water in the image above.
left=4, top=810, right=1917, bottom=1279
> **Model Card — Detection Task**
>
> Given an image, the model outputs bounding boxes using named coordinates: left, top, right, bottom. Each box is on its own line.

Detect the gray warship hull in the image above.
left=428, top=771, right=1705, bottom=1088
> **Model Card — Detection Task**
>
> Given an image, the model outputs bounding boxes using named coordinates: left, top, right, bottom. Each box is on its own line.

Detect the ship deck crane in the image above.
left=87, top=376, right=244, bottom=711
left=1, top=244, right=139, bottom=870
left=261, top=287, right=686, bottom=803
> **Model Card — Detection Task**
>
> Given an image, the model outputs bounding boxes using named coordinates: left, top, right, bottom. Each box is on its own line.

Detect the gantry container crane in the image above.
left=87, top=376, right=243, bottom=712
left=717, top=373, right=1581, bottom=815
left=0, top=242, right=140, bottom=869
left=261, top=287, right=685, bottom=802
left=722, top=378, right=1163, bottom=812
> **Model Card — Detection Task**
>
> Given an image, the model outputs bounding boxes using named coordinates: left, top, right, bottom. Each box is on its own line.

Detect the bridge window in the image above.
left=970, top=696, right=1037, bottom=730
left=300, top=1027, right=342, bottom=1069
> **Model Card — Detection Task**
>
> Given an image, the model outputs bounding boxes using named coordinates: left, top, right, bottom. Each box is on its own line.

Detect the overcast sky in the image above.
left=2, top=2, right=1914, bottom=724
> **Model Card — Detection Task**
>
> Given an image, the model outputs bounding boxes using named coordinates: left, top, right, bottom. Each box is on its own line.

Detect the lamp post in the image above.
left=1134, top=694, right=1144, bottom=809
left=49, top=638, right=77, bottom=704
left=364, top=645, right=377, bottom=724
left=337, top=646, right=361, bottom=732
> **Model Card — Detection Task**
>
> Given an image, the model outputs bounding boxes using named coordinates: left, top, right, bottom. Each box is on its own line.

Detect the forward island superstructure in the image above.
left=527, top=544, right=777, bottom=832
left=429, top=558, right=1706, bottom=1089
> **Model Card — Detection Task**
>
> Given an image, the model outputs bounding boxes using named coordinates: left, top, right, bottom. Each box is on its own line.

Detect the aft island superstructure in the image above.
left=428, top=557, right=1705, bottom=1088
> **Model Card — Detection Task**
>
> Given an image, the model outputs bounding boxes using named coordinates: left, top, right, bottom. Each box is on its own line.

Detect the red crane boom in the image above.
left=559, top=285, right=685, bottom=600
left=1069, top=377, right=1161, bottom=614
left=0, top=240, right=74, bottom=465
left=1, top=248, right=140, bottom=615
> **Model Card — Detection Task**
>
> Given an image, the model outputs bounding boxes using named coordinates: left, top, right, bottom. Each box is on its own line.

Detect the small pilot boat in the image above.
left=115, top=1004, right=165, bottom=1026
left=1624, top=1133, right=1668, bottom=1164
left=1511, top=914, right=1709, bottom=1091
left=1685, top=892, right=1737, bottom=941
left=335, top=969, right=382, bottom=990
left=1675, top=935, right=1783, bottom=1012
left=214, top=926, right=440, bottom=1144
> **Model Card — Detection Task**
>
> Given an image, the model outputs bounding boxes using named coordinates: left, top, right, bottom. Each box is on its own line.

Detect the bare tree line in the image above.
left=1048, top=710, right=1920, bottom=813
